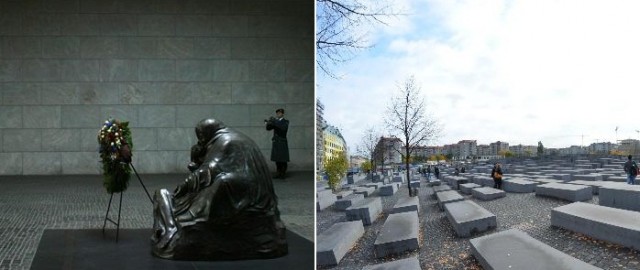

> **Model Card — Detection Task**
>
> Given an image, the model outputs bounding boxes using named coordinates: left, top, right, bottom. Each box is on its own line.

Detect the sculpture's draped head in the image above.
left=195, top=118, right=226, bottom=145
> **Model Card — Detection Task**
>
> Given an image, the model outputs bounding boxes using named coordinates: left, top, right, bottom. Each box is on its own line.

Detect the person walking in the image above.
left=426, top=165, right=432, bottom=180
left=491, top=163, right=503, bottom=189
left=434, top=166, right=440, bottom=179
left=265, top=108, right=289, bottom=179
left=624, top=155, right=638, bottom=185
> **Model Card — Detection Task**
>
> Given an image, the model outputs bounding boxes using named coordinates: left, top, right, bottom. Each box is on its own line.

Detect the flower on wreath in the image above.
left=98, top=118, right=133, bottom=194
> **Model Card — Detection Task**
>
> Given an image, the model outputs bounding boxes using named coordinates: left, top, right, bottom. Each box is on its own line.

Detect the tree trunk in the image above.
left=406, top=147, right=412, bottom=197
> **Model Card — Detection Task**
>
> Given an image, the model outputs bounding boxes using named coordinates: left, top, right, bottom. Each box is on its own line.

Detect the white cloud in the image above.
left=319, top=0, right=640, bottom=153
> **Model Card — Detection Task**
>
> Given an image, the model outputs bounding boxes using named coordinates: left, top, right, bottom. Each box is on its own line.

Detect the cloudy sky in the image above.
left=317, top=0, right=640, bottom=154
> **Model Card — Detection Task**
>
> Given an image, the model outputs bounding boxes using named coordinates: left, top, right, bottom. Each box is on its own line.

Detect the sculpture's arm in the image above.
left=173, top=162, right=219, bottom=197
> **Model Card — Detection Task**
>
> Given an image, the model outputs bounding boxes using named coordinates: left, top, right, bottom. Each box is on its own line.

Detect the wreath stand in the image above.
left=102, top=162, right=152, bottom=242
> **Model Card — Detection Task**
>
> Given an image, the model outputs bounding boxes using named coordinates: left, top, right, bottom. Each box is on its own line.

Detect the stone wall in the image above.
left=0, top=0, right=314, bottom=175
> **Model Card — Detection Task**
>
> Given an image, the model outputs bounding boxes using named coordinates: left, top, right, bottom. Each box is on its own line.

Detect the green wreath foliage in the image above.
left=98, top=118, right=133, bottom=194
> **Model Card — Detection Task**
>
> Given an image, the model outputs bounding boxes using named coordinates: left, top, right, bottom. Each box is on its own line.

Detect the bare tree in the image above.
left=385, top=75, right=441, bottom=196
left=357, top=126, right=380, bottom=177
left=316, top=0, right=400, bottom=78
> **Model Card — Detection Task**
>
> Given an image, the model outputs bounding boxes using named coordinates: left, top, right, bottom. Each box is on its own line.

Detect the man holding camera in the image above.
left=265, top=108, right=290, bottom=179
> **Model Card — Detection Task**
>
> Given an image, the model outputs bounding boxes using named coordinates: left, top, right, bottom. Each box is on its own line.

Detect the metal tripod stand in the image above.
left=102, top=162, right=152, bottom=242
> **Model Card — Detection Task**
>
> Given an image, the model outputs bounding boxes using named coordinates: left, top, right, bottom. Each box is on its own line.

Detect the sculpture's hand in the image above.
left=174, top=179, right=189, bottom=197
left=188, top=162, right=199, bottom=172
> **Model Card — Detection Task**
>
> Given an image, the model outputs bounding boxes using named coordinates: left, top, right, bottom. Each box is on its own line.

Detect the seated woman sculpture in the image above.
left=151, top=118, right=288, bottom=260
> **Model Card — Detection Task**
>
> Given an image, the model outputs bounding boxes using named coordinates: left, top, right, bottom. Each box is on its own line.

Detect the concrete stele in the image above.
left=373, top=211, right=419, bottom=258
left=552, top=202, right=640, bottom=251
left=317, top=221, right=365, bottom=266
left=470, top=229, right=601, bottom=270
left=361, top=256, right=421, bottom=270
left=391, top=196, right=420, bottom=214
left=345, top=197, right=383, bottom=226
left=535, top=183, right=592, bottom=202
left=436, top=190, right=465, bottom=210
left=444, top=200, right=497, bottom=237
left=472, top=187, right=506, bottom=201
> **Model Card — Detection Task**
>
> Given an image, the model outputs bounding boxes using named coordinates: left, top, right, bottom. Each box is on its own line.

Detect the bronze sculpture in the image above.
left=151, top=118, right=288, bottom=260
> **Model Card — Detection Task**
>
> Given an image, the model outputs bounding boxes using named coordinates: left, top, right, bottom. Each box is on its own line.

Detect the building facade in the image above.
left=373, top=136, right=403, bottom=168
left=456, top=140, right=477, bottom=160
left=349, top=155, right=367, bottom=171
left=323, top=124, right=347, bottom=162
left=509, top=144, right=538, bottom=157
left=490, top=141, right=510, bottom=156
left=588, top=142, right=616, bottom=154
left=316, top=99, right=325, bottom=172
left=618, top=139, right=640, bottom=155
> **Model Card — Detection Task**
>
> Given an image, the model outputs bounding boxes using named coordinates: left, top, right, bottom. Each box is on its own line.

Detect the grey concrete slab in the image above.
left=317, top=221, right=365, bottom=266
left=606, top=176, right=627, bottom=182
left=599, top=174, right=616, bottom=181
left=573, top=174, right=603, bottom=181
left=392, top=176, right=404, bottom=183
left=317, top=189, right=333, bottom=198
left=335, top=190, right=354, bottom=200
left=473, top=176, right=494, bottom=187
left=353, top=187, right=375, bottom=197
left=362, top=256, right=421, bottom=270
left=449, top=177, right=469, bottom=190
left=459, top=183, right=481, bottom=195
left=391, top=196, right=419, bottom=214
left=410, top=181, right=420, bottom=188
left=346, top=197, right=383, bottom=226
left=599, top=184, right=640, bottom=212
left=426, top=179, right=441, bottom=186
left=565, top=180, right=625, bottom=195
left=535, top=183, right=592, bottom=202
left=431, top=185, right=452, bottom=199
left=0, top=153, right=22, bottom=174
left=335, top=194, right=365, bottom=211
left=502, top=179, right=537, bottom=193
left=436, top=190, right=465, bottom=211
left=445, top=200, right=497, bottom=237
left=471, top=187, right=506, bottom=201
left=378, top=184, right=398, bottom=196
left=552, top=202, right=640, bottom=251
left=373, top=212, right=419, bottom=258
left=550, top=173, right=572, bottom=181
left=470, top=229, right=601, bottom=270
left=532, top=178, right=563, bottom=184
left=317, top=190, right=337, bottom=211
left=364, top=182, right=384, bottom=190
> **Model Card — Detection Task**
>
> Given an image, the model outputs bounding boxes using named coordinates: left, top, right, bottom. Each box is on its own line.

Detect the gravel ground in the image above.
left=317, top=175, right=640, bottom=270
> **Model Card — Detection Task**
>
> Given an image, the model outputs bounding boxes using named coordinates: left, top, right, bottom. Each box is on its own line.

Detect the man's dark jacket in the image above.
left=266, top=118, right=290, bottom=162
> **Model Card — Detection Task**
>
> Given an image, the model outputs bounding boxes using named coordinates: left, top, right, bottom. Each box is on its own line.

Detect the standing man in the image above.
left=266, top=108, right=290, bottom=179
left=491, top=163, right=503, bottom=189
left=624, top=155, right=638, bottom=185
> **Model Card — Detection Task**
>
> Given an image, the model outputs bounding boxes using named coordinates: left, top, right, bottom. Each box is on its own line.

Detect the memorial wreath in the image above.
left=98, top=118, right=133, bottom=194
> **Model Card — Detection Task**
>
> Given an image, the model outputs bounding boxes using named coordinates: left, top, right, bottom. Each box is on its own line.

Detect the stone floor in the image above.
left=317, top=175, right=640, bottom=270
left=0, top=171, right=314, bottom=270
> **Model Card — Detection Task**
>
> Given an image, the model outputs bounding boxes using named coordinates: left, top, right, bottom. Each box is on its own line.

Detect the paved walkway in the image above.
left=0, top=171, right=314, bottom=270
